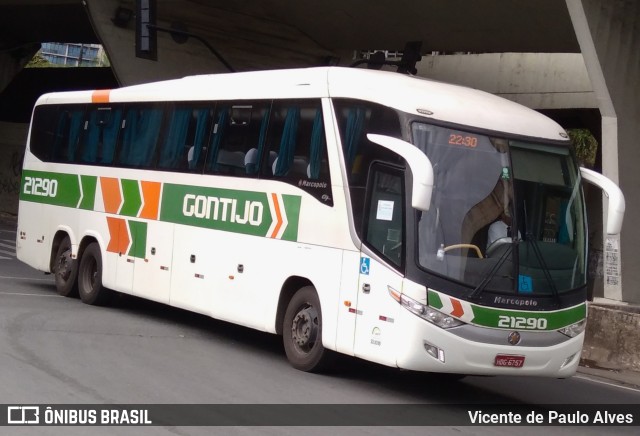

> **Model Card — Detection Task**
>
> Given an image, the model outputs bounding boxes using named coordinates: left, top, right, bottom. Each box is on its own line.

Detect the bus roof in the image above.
left=35, top=66, right=568, bottom=142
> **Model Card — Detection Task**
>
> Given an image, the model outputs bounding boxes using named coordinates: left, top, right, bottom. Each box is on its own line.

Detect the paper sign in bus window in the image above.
left=376, top=200, right=394, bottom=221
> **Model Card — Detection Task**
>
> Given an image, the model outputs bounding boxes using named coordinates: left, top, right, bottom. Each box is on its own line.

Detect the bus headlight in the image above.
left=558, top=319, right=586, bottom=338
left=389, top=288, right=464, bottom=329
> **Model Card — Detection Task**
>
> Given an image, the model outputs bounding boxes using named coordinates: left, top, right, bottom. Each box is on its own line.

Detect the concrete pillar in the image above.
left=416, top=52, right=597, bottom=109
left=0, top=122, right=28, bottom=215
left=567, top=0, right=640, bottom=303
left=0, top=43, right=40, bottom=93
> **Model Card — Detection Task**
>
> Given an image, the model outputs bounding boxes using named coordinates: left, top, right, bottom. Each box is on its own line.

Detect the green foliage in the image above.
left=567, top=128, right=598, bottom=168
left=25, top=52, right=54, bottom=68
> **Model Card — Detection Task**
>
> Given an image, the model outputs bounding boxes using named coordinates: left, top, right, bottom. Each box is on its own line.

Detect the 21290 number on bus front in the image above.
left=497, top=315, right=548, bottom=330
left=23, top=176, right=58, bottom=198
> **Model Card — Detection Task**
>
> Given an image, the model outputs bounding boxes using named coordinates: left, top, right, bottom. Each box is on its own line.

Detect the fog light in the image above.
left=561, top=352, right=578, bottom=369
left=423, top=340, right=445, bottom=363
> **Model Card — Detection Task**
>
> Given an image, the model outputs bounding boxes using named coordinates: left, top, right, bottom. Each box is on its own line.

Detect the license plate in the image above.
left=494, top=354, right=525, bottom=368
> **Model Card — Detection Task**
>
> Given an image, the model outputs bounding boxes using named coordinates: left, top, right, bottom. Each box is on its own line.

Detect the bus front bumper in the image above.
left=394, top=309, right=584, bottom=377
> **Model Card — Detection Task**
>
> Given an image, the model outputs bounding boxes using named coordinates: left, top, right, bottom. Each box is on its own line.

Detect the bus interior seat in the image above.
left=271, top=156, right=308, bottom=177
left=186, top=145, right=195, bottom=169
left=245, top=148, right=258, bottom=174
left=292, top=157, right=308, bottom=177
left=268, top=151, right=278, bottom=168
left=216, top=149, right=245, bottom=173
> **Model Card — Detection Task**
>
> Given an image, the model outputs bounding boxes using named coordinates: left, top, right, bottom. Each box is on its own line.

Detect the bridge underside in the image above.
left=0, top=0, right=638, bottom=305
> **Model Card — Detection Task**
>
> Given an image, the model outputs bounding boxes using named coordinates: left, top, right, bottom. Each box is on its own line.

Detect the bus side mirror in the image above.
left=367, top=134, right=434, bottom=211
left=580, top=167, right=625, bottom=234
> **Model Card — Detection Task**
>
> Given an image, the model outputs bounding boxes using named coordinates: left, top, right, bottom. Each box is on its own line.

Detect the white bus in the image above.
left=17, top=67, right=624, bottom=376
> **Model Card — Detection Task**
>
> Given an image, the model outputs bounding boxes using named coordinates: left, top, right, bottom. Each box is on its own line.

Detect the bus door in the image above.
left=354, top=163, right=404, bottom=367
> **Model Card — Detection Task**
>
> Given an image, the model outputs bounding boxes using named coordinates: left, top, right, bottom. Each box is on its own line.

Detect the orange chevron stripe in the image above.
left=450, top=298, right=465, bottom=318
left=91, top=89, right=111, bottom=103
left=270, top=193, right=283, bottom=238
left=139, top=181, right=161, bottom=220
left=106, top=217, right=130, bottom=254
left=100, top=177, right=122, bottom=214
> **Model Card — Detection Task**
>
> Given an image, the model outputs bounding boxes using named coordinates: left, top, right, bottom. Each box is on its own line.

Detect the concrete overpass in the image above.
left=0, top=0, right=638, bottom=305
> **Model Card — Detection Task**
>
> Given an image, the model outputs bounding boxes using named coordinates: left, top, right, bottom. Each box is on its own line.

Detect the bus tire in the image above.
left=78, top=242, right=113, bottom=306
left=283, top=286, right=332, bottom=372
left=53, top=236, right=78, bottom=298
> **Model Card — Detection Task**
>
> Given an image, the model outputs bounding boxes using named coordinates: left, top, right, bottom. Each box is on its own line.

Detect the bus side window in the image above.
left=333, top=99, right=403, bottom=237
left=261, top=100, right=332, bottom=205
left=117, top=104, right=164, bottom=168
left=363, top=164, right=405, bottom=269
left=157, top=105, right=212, bottom=172
left=78, top=106, right=123, bottom=165
left=50, top=106, right=85, bottom=163
left=205, top=101, right=271, bottom=177
left=29, top=105, right=62, bottom=161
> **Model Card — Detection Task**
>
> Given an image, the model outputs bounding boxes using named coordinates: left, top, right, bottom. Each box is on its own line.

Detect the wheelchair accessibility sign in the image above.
left=360, top=257, right=370, bottom=275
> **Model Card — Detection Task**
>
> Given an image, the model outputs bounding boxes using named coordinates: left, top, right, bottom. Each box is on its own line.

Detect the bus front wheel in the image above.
left=53, top=236, right=78, bottom=298
left=283, top=286, right=332, bottom=372
left=78, top=242, right=113, bottom=306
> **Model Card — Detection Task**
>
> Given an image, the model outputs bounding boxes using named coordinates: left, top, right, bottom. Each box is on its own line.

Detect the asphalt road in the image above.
left=1, top=221, right=639, bottom=435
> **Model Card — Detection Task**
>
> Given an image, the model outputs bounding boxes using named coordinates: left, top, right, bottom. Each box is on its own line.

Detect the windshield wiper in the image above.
left=469, top=240, right=517, bottom=299
left=524, top=233, right=560, bottom=306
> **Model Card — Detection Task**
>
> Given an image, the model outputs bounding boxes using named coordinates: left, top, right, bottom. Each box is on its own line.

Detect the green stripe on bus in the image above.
left=127, top=220, right=147, bottom=259
left=120, top=179, right=142, bottom=217
left=280, top=194, right=301, bottom=242
left=470, top=303, right=586, bottom=330
left=20, top=171, right=302, bottom=242
left=79, top=175, right=97, bottom=210
left=20, top=170, right=81, bottom=208
left=427, top=288, right=585, bottom=330
left=427, top=289, right=444, bottom=310
left=159, top=183, right=300, bottom=242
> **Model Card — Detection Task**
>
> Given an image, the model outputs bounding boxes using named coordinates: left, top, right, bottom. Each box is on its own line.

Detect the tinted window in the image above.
left=333, top=99, right=403, bottom=236
left=78, top=106, right=123, bottom=165
left=117, top=105, right=164, bottom=168
left=45, top=106, right=86, bottom=163
left=158, top=104, right=214, bottom=172
left=261, top=100, right=332, bottom=205
left=364, top=164, right=405, bottom=268
left=204, top=101, right=271, bottom=177
left=29, top=105, right=60, bottom=161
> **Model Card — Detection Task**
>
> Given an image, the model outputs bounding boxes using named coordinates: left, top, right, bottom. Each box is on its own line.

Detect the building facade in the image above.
left=40, top=43, right=106, bottom=67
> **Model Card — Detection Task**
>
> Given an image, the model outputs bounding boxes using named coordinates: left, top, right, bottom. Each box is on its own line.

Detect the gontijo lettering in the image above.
left=182, top=194, right=263, bottom=226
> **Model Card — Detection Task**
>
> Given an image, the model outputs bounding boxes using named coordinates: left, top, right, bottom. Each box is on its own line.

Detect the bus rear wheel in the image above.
left=78, top=242, right=113, bottom=306
left=53, top=236, right=78, bottom=298
left=283, top=286, right=332, bottom=372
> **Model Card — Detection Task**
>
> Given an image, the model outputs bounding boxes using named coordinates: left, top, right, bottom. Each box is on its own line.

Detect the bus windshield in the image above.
left=412, top=122, right=587, bottom=295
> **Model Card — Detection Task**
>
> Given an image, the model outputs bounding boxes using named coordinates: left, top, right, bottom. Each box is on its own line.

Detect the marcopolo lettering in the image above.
left=182, top=194, right=263, bottom=226
left=493, top=296, right=538, bottom=307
